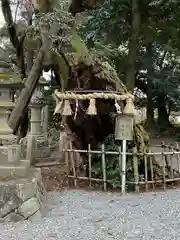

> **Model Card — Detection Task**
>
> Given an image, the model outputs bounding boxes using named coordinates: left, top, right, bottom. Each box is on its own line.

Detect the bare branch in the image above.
left=1, top=0, right=19, bottom=48
left=14, top=0, right=20, bottom=22
left=1, top=0, right=26, bottom=78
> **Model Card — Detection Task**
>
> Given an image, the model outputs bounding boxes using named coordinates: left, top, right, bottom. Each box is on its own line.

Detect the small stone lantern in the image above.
left=29, top=86, right=44, bottom=135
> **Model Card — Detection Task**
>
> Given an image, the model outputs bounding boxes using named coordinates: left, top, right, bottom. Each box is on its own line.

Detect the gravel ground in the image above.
left=1, top=189, right=180, bottom=240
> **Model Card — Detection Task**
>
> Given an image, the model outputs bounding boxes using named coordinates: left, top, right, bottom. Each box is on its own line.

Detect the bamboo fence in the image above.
left=63, top=141, right=180, bottom=193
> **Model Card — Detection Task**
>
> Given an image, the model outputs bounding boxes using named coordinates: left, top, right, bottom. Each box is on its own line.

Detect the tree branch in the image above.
left=158, top=51, right=167, bottom=69
left=8, top=44, right=47, bottom=133
left=1, top=0, right=26, bottom=78
left=1, top=0, right=19, bottom=48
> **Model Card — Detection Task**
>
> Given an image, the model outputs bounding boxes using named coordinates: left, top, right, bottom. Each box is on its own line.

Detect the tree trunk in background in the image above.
left=157, top=95, right=170, bottom=131
left=125, top=0, right=141, bottom=92
left=146, top=42, right=155, bottom=128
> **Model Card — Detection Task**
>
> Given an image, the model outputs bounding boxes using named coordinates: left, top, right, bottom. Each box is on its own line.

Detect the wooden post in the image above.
left=144, top=150, right=148, bottom=192
left=169, top=144, right=173, bottom=178
left=133, top=147, right=139, bottom=193
left=88, top=144, right=92, bottom=188
left=149, top=150, right=155, bottom=191
left=175, top=142, right=180, bottom=175
left=118, top=146, right=122, bottom=190
left=121, top=140, right=127, bottom=195
left=65, top=142, right=70, bottom=188
left=114, top=113, right=133, bottom=194
left=162, top=142, right=166, bottom=190
left=70, top=142, right=77, bottom=187
left=101, top=144, right=107, bottom=191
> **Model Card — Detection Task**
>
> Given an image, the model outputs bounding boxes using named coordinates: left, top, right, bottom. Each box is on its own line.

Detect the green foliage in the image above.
left=26, top=9, right=74, bottom=47
left=80, top=0, right=180, bottom=114
left=91, top=134, right=134, bottom=189
left=80, top=0, right=130, bottom=46
left=1, top=0, right=180, bottom=127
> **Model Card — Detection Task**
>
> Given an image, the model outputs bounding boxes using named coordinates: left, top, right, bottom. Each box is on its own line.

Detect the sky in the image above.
left=0, top=9, right=4, bottom=26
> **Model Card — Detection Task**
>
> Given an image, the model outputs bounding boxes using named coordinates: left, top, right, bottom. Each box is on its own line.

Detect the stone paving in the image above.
left=0, top=189, right=180, bottom=239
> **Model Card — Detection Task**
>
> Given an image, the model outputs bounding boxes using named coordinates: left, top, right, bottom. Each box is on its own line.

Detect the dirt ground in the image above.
left=41, top=165, right=68, bottom=191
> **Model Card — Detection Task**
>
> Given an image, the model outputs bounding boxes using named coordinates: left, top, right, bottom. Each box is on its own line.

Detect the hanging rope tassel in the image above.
left=123, top=98, right=134, bottom=115
left=87, top=98, right=97, bottom=115
left=54, top=101, right=63, bottom=114
left=114, top=99, right=122, bottom=114
left=74, top=100, right=79, bottom=120
left=62, top=100, right=72, bottom=116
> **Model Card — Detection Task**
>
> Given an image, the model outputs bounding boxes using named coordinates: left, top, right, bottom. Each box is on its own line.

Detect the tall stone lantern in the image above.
left=0, top=80, right=18, bottom=144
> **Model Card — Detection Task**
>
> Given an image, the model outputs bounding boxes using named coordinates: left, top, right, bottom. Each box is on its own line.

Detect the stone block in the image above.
left=0, top=160, right=30, bottom=178
left=0, top=186, right=21, bottom=217
left=36, top=187, right=45, bottom=203
left=16, top=181, right=37, bottom=201
left=0, top=185, right=15, bottom=205
left=4, top=212, right=24, bottom=222
left=36, top=189, right=46, bottom=214
left=29, top=210, right=42, bottom=222
left=7, top=144, right=21, bottom=164
left=0, top=167, right=46, bottom=222
left=33, top=168, right=42, bottom=183
left=36, top=146, right=50, bottom=158
left=23, top=134, right=51, bottom=162
left=26, top=134, right=36, bottom=165
left=0, top=218, right=5, bottom=223
left=0, top=197, right=21, bottom=218
left=36, top=138, right=50, bottom=158
left=18, top=197, right=40, bottom=218
left=34, top=168, right=47, bottom=198
left=0, top=147, right=8, bottom=162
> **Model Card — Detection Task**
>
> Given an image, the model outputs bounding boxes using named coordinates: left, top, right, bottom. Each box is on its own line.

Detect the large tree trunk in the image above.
left=146, top=42, right=155, bottom=127
left=125, top=0, right=141, bottom=92
left=157, top=96, right=170, bottom=131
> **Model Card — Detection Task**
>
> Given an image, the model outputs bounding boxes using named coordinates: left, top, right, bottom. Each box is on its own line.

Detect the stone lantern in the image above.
left=0, top=75, right=47, bottom=223
left=0, top=80, right=18, bottom=144
left=0, top=76, right=51, bottom=165
left=29, top=86, right=44, bottom=135
left=26, top=79, right=50, bottom=164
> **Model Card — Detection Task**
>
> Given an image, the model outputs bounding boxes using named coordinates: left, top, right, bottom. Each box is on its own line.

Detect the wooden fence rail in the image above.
left=63, top=141, right=180, bottom=194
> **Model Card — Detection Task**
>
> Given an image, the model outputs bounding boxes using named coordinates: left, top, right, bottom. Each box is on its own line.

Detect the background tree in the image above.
left=81, top=0, right=180, bottom=131
left=0, top=0, right=178, bottom=186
